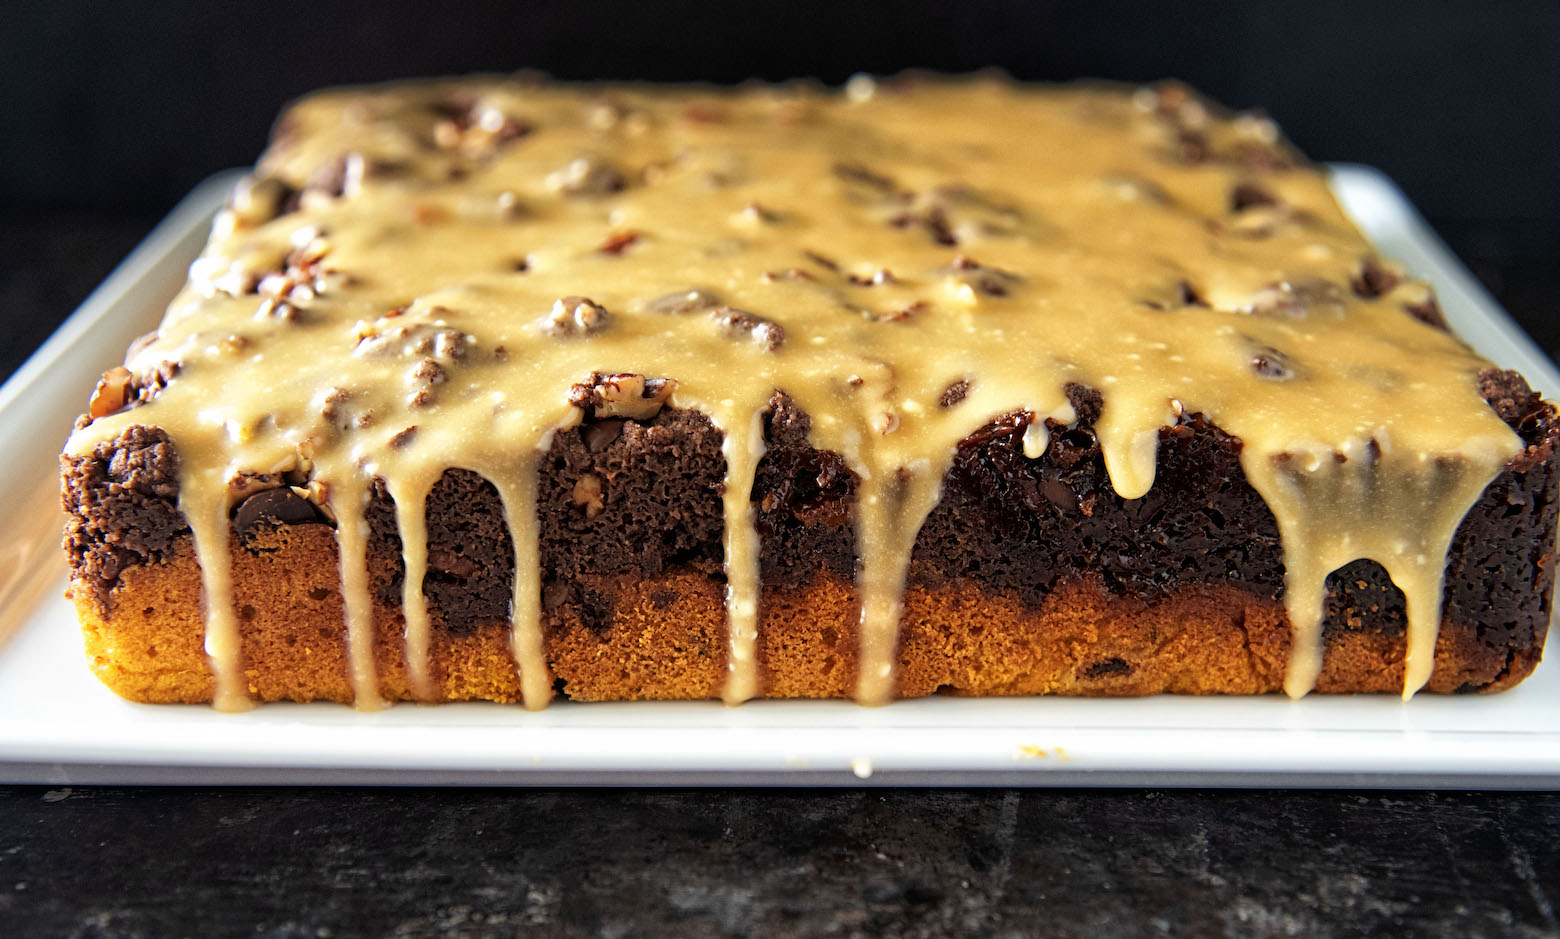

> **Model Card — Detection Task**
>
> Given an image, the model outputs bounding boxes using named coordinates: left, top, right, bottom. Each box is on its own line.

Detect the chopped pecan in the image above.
left=1250, top=347, right=1295, bottom=380
left=543, top=296, right=611, bottom=337
left=710, top=306, right=786, bottom=351
left=945, top=256, right=1019, bottom=296
left=1239, top=278, right=1344, bottom=318
left=646, top=288, right=722, bottom=315
left=597, top=230, right=641, bottom=255
left=567, top=373, right=677, bottom=421
left=938, top=379, right=970, bottom=408
left=571, top=473, right=606, bottom=518
left=88, top=366, right=134, bottom=420
left=547, top=156, right=627, bottom=196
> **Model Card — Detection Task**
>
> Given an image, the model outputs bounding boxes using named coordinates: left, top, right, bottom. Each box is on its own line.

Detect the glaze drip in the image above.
left=66, top=75, right=1522, bottom=707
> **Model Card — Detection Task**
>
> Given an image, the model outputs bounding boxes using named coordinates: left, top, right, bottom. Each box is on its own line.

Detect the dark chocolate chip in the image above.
left=1176, top=280, right=1208, bottom=307
left=1231, top=182, right=1277, bottom=212
left=1082, top=657, right=1133, bottom=678
left=1405, top=296, right=1448, bottom=330
left=1350, top=257, right=1400, bottom=299
left=234, top=488, right=322, bottom=536
left=583, top=419, right=626, bottom=452
left=1041, top=472, right=1078, bottom=512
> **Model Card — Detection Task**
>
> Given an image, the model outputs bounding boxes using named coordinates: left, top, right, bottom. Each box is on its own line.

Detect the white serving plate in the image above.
left=1, top=166, right=1556, bottom=787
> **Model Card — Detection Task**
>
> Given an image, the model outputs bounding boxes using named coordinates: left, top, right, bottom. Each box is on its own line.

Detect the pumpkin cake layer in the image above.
left=59, top=74, right=1559, bottom=708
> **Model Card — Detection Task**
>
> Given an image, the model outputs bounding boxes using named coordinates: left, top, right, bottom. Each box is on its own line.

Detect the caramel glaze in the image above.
left=66, top=74, right=1521, bottom=710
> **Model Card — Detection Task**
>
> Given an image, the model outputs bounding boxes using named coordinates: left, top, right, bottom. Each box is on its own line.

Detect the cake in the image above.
left=60, top=73, right=1559, bottom=711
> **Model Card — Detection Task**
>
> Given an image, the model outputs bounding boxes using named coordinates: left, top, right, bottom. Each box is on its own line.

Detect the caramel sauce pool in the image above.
left=67, top=75, right=1519, bottom=709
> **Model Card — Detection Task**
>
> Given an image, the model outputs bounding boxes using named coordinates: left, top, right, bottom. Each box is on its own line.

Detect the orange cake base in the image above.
left=72, top=525, right=1537, bottom=706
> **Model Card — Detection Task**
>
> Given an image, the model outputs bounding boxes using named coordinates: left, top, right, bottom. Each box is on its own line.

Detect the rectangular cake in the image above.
left=61, top=73, right=1559, bottom=711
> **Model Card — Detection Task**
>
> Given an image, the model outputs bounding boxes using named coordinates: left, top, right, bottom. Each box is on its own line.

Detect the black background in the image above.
left=4, top=0, right=1559, bottom=238
left=4, top=2, right=1560, bottom=934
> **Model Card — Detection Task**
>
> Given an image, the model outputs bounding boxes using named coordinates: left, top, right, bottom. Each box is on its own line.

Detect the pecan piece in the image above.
left=567, top=373, right=677, bottom=421
left=546, top=156, right=627, bottom=196
left=710, top=306, right=786, bottom=351
left=646, top=287, right=722, bottom=315
left=543, top=296, right=611, bottom=338
left=571, top=473, right=606, bottom=518
left=88, top=366, right=134, bottom=420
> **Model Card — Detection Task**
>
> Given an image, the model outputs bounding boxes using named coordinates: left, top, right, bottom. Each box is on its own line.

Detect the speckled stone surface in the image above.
left=0, top=787, right=1558, bottom=936
left=3, top=214, right=1559, bottom=938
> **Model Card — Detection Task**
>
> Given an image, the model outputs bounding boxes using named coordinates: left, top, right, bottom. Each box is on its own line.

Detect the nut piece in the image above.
left=1250, top=347, right=1296, bottom=380
left=543, top=296, right=611, bottom=338
left=88, top=366, right=134, bottom=420
left=597, top=230, right=641, bottom=255
left=710, top=306, right=786, bottom=352
left=546, top=156, right=627, bottom=196
left=567, top=373, right=678, bottom=421
left=227, top=472, right=284, bottom=503
left=938, top=379, right=970, bottom=408
left=645, top=287, right=722, bottom=315
left=1239, top=278, right=1344, bottom=318
left=354, top=317, right=471, bottom=362
left=571, top=473, right=606, bottom=518
left=946, top=255, right=1020, bottom=296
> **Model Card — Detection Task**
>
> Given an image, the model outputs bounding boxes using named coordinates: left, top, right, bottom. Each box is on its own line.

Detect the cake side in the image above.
left=63, top=369, right=1558, bottom=703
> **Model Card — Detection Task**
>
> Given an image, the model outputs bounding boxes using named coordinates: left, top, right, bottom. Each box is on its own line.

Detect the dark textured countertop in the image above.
left=1, top=211, right=1558, bottom=937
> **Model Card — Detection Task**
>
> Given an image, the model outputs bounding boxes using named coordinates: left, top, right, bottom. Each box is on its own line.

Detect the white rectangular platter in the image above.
left=2, top=165, right=1556, bottom=787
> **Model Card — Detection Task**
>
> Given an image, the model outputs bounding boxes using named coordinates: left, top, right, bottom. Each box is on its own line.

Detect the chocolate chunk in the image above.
left=924, top=207, right=958, bottom=246
left=1405, top=296, right=1449, bottom=330
left=1350, top=257, right=1401, bottom=299
left=1176, top=280, right=1208, bottom=308
left=1040, top=471, right=1078, bottom=512
left=234, top=487, right=323, bottom=536
left=710, top=306, right=786, bottom=351
left=583, top=419, right=626, bottom=452
left=1082, top=657, right=1133, bottom=678
left=1230, top=182, right=1277, bottom=212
